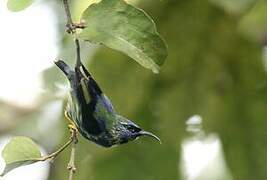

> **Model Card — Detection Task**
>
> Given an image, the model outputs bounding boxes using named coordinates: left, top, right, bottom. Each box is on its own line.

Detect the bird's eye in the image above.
left=127, top=125, right=141, bottom=133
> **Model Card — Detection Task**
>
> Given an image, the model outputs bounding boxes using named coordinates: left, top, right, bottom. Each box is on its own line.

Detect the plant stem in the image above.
left=68, top=132, right=78, bottom=180
left=40, top=129, right=78, bottom=180
left=62, top=0, right=82, bottom=68
left=39, top=138, right=73, bottom=161
left=62, top=1, right=81, bottom=180
left=63, top=0, right=74, bottom=33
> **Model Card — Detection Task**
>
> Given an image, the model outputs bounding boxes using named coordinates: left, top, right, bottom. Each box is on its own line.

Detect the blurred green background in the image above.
left=1, top=0, right=267, bottom=180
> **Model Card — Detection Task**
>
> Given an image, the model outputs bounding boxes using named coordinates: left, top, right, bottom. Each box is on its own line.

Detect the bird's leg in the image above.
left=68, top=124, right=78, bottom=144
left=64, top=110, right=78, bottom=134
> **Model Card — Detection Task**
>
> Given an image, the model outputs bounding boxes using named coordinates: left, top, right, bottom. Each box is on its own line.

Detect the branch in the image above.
left=39, top=138, right=72, bottom=161
left=62, top=1, right=81, bottom=180
left=63, top=0, right=75, bottom=33
left=62, top=0, right=82, bottom=68
left=68, top=132, right=78, bottom=180
left=40, top=128, right=78, bottom=180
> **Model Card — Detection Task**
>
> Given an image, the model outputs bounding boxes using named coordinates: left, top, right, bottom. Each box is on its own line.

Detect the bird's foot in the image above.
left=68, top=124, right=78, bottom=134
left=68, top=124, right=78, bottom=144
left=64, top=110, right=78, bottom=143
left=64, top=110, right=74, bottom=124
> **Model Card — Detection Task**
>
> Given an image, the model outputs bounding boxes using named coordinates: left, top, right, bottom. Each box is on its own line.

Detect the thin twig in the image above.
left=39, top=138, right=73, bottom=161
left=62, top=0, right=82, bottom=68
left=68, top=132, right=78, bottom=180
left=73, top=22, right=86, bottom=29
left=63, top=0, right=74, bottom=33
left=62, top=1, right=81, bottom=180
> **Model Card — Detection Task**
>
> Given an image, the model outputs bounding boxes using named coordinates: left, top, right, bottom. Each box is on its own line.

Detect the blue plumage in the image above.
left=55, top=60, right=160, bottom=147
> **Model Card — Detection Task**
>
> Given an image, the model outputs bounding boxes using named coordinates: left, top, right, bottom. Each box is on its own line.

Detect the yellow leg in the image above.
left=64, top=110, right=78, bottom=133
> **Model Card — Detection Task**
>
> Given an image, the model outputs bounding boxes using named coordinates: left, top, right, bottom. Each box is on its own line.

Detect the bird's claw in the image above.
left=68, top=124, right=78, bottom=133
left=68, top=125, right=78, bottom=143
left=65, top=110, right=79, bottom=142
left=64, top=110, right=74, bottom=124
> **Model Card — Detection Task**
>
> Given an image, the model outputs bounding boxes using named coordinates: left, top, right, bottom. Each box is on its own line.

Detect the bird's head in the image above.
left=115, top=116, right=161, bottom=145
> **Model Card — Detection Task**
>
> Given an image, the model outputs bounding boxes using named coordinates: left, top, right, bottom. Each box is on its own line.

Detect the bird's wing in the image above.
left=73, top=63, right=115, bottom=135
left=75, top=64, right=102, bottom=97
left=55, top=60, right=115, bottom=135
left=74, top=64, right=114, bottom=112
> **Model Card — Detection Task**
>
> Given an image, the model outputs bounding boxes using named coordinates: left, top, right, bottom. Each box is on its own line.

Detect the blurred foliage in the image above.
left=238, top=0, right=267, bottom=42
left=2, top=0, right=267, bottom=179
left=48, top=0, right=267, bottom=180
left=7, top=0, right=33, bottom=12
left=209, top=0, right=256, bottom=14
left=0, top=101, right=36, bottom=134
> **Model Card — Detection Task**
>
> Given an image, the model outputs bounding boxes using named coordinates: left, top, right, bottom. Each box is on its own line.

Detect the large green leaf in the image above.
left=7, top=0, right=33, bottom=12
left=1, top=136, right=42, bottom=176
left=79, top=0, right=167, bottom=73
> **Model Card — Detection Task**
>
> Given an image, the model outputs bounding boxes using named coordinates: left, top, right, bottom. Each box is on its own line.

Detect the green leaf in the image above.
left=1, top=136, right=42, bottom=176
left=79, top=0, right=167, bottom=73
left=7, top=0, right=33, bottom=12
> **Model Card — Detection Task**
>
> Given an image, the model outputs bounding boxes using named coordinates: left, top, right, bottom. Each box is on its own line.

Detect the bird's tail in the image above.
left=54, top=60, right=74, bottom=80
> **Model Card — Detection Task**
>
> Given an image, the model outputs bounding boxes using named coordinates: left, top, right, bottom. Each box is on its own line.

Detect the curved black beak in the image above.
left=139, top=131, right=161, bottom=144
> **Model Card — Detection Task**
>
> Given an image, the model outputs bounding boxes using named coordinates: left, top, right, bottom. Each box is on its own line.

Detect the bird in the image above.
left=55, top=45, right=160, bottom=148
